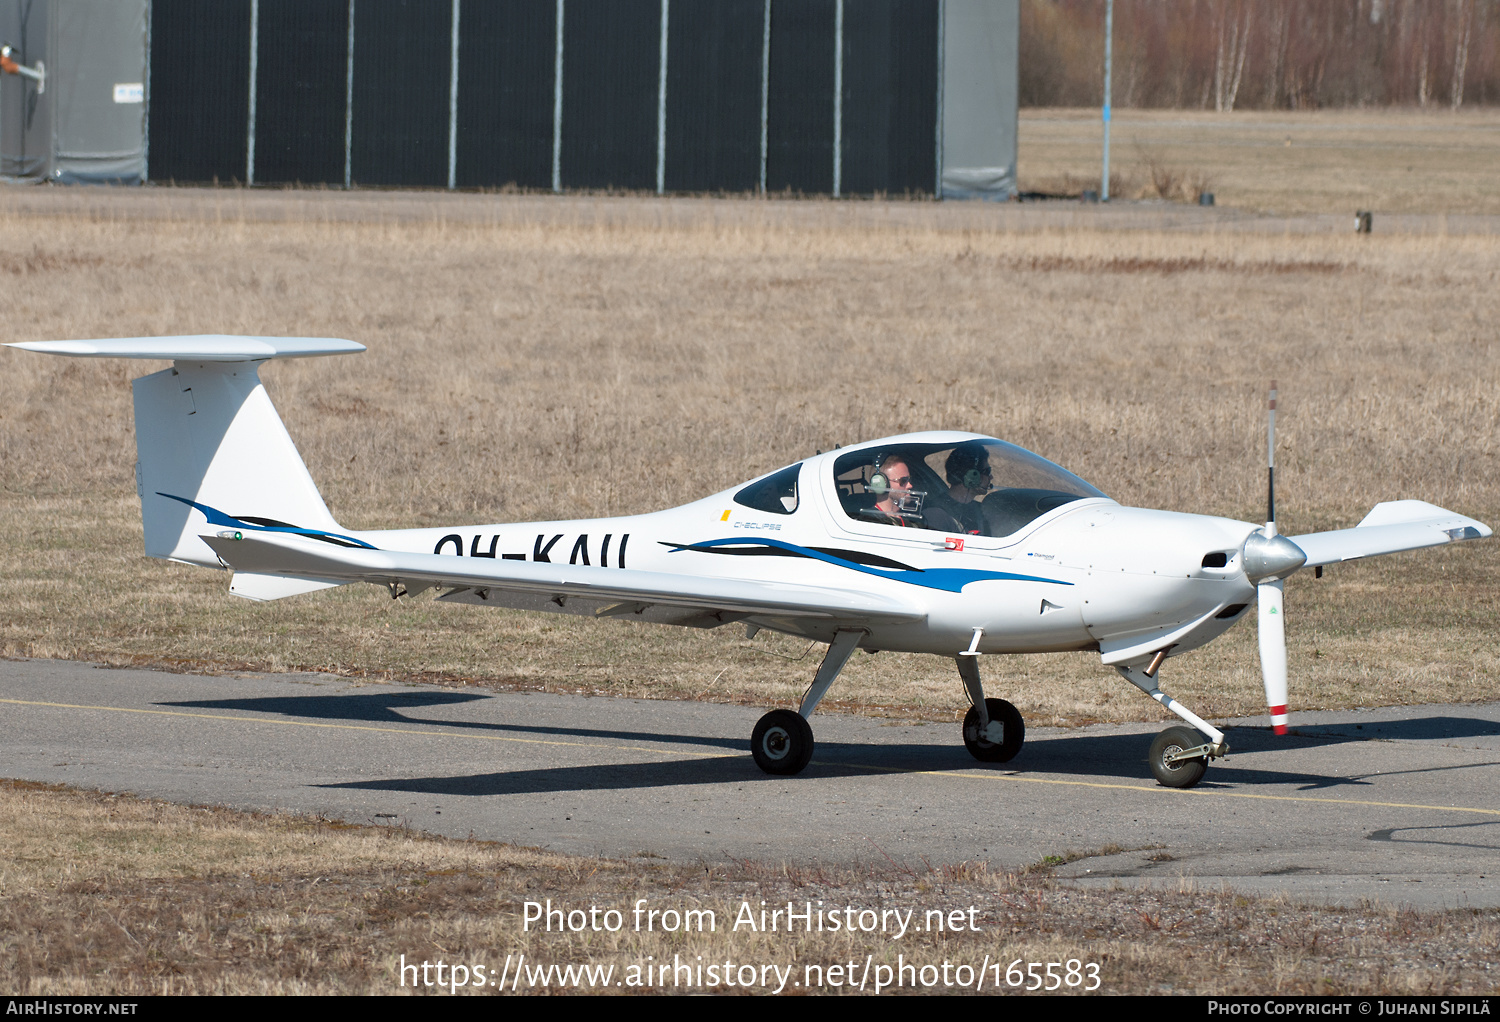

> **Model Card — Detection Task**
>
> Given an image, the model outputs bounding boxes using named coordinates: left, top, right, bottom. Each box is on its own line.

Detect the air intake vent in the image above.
left=1201, top=552, right=1229, bottom=568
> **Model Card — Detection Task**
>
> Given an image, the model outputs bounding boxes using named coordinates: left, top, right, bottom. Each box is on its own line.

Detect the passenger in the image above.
left=925, top=444, right=992, bottom=535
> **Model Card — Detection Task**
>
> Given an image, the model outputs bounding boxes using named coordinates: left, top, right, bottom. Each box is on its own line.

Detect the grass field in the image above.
left=1019, top=107, right=1500, bottom=215
left=4, top=780, right=1496, bottom=996
left=1, top=107, right=1497, bottom=996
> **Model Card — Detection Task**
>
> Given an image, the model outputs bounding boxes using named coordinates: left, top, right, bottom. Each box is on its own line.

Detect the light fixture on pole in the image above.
left=0, top=43, right=45, bottom=94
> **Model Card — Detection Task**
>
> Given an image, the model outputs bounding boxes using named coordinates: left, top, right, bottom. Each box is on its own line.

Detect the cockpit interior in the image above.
left=831, top=440, right=1107, bottom=538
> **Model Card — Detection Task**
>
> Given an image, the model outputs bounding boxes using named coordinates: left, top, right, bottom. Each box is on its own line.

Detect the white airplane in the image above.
left=10, top=336, right=1492, bottom=787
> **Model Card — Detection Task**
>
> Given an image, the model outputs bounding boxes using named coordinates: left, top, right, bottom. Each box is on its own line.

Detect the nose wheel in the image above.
left=1149, top=726, right=1210, bottom=788
left=751, top=709, right=815, bottom=775
left=962, top=698, right=1024, bottom=763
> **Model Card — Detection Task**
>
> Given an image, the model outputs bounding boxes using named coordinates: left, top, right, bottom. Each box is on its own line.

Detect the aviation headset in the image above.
left=867, top=452, right=906, bottom=496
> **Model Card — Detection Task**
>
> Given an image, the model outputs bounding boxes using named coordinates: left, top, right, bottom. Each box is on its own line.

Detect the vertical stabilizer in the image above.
left=134, top=362, right=341, bottom=566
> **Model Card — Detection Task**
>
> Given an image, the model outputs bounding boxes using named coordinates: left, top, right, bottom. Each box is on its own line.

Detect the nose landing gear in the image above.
left=1119, top=665, right=1230, bottom=789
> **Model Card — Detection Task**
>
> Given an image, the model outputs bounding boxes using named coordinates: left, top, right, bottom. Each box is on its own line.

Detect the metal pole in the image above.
left=143, top=0, right=152, bottom=181
left=832, top=0, right=842, bottom=198
left=759, top=0, right=770, bottom=194
left=246, top=0, right=258, bottom=185
left=934, top=0, right=944, bottom=198
left=46, top=4, right=54, bottom=179
left=656, top=0, right=668, bottom=195
left=447, top=0, right=460, bottom=190
left=552, top=0, right=564, bottom=193
left=344, top=0, right=355, bottom=188
left=1101, top=0, right=1112, bottom=202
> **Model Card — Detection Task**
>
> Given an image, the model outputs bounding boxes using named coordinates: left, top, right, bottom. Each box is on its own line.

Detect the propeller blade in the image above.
left=1256, top=380, right=1291, bottom=734
left=1265, top=379, right=1278, bottom=534
left=1257, top=579, right=1289, bottom=734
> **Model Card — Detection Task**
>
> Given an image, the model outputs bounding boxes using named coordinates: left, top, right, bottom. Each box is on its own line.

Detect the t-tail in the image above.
left=6, top=335, right=364, bottom=599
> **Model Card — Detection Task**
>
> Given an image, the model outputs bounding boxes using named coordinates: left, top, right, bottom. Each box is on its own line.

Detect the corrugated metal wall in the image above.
left=146, top=0, right=945, bottom=196
left=765, top=0, right=836, bottom=195
left=842, top=0, right=938, bottom=197
left=147, top=0, right=249, bottom=183
left=350, top=0, right=452, bottom=187
left=664, top=0, right=762, bottom=194
left=454, top=0, right=554, bottom=190
left=560, top=0, right=659, bottom=191
left=254, top=0, right=346, bottom=186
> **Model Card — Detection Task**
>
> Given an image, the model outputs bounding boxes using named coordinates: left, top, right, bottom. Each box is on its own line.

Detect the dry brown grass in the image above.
left=1020, top=107, right=1500, bottom=214
left=0, top=167, right=1496, bottom=727
left=3, top=781, right=1496, bottom=995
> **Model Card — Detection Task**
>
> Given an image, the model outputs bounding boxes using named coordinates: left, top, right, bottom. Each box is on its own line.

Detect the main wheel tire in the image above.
left=750, top=709, right=815, bottom=775
left=962, top=698, right=1025, bottom=763
left=1149, top=726, right=1209, bottom=788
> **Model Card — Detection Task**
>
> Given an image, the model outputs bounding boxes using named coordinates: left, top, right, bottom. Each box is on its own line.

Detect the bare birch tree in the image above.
left=1265, top=0, right=1289, bottom=107
left=1225, top=3, right=1251, bottom=109
left=1452, top=0, right=1474, bottom=109
left=1419, top=27, right=1432, bottom=104
left=1212, top=0, right=1251, bottom=110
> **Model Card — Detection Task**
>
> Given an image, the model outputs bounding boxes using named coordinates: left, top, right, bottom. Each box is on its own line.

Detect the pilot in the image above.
left=924, top=444, right=992, bottom=535
left=867, top=454, right=926, bottom=528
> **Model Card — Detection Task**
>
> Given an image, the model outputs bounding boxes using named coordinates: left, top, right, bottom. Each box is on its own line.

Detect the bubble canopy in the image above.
left=830, top=439, right=1108, bottom=538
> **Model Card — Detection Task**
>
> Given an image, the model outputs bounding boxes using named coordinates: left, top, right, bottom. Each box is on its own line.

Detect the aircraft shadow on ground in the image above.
left=160, top=692, right=748, bottom=752
left=1368, top=820, right=1500, bottom=853
left=161, top=693, right=1494, bottom=796
left=311, top=730, right=1376, bottom=798
left=1223, top=718, right=1500, bottom=790
left=1289, top=716, right=1500, bottom=743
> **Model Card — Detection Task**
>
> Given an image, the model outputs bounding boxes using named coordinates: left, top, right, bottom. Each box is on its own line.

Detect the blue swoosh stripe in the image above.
left=676, top=537, right=1069, bottom=594
left=159, top=493, right=378, bottom=550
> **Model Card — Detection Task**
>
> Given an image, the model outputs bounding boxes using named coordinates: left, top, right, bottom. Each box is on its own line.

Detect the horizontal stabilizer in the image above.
left=1291, top=501, right=1491, bottom=568
left=6, top=335, right=365, bottom=362
left=201, top=531, right=926, bottom=625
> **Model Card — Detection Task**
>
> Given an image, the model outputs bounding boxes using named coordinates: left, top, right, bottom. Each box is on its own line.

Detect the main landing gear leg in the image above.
left=956, top=656, right=1024, bottom=763
left=749, top=629, right=863, bottom=776
left=1117, top=665, right=1230, bottom=789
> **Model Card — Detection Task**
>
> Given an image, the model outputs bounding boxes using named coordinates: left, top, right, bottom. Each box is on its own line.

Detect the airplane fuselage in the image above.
left=353, top=442, right=1261, bottom=665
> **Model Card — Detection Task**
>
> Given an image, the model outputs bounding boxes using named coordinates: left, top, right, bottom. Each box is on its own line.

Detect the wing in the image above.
left=1290, top=500, right=1491, bottom=568
left=200, top=531, right=926, bottom=631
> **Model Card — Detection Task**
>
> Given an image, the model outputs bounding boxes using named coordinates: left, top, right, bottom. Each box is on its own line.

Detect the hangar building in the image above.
left=1, top=0, right=1016, bottom=198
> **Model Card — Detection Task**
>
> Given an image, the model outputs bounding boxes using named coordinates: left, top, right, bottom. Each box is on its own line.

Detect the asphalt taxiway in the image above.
left=2, top=658, right=1497, bottom=909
